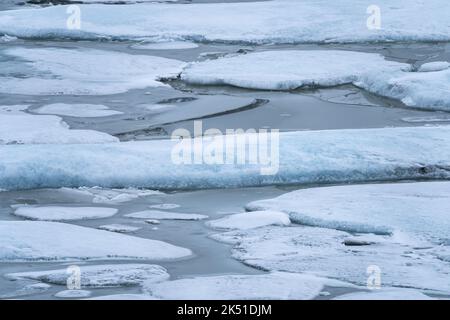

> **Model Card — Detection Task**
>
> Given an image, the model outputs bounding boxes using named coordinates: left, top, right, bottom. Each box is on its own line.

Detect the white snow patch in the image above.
left=126, top=210, right=208, bottom=221
left=144, top=272, right=335, bottom=300
left=7, top=264, right=169, bottom=287
left=0, top=105, right=118, bottom=144
left=0, top=47, right=185, bottom=95
left=418, top=61, right=450, bottom=72
left=13, top=206, right=118, bottom=221
left=97, top=224, right=141, bottom=233
left=34, top=103, right=123, bottom=118
left=207, top=211, right=290, bottom=230
left=0, top=221, right=191, bottom=261
left=246, top=182, right=450, bottom=242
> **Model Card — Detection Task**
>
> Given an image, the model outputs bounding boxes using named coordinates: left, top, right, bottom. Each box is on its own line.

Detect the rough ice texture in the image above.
left=34, top=103, right=123, bottom=118
left=1, top=126, right=450, bottom=190
left=246, top=181, right=450, bottom=242
left=0, top=221, right=191, bottom=261
left=55, top=290, right=92, bottom=298
left=334, top=288, right=435, bottom=300
left=13, top=206, right=118, bottom=221
left=212, top=226, right=450, bottom=293
left=418, top=61, right=450, bottom=72
left=207, top=211, right=290, bottom=230
left=97, top=224, right=141, bottom=233
left=0, top=105, right=118, bottom=144
left=1, top=1, right=449, bottom=43
left=7, top=264, right=169, bottom=287
left=125, top=210, right=208, bottom=221
left=182, top=50, right=450, bottom=111
left=0, top=47, right=184, bottom=95
left=144, top=272, right=333, bottom=300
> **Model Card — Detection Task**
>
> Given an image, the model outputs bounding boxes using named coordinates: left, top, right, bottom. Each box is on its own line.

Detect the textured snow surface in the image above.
left=212, top=226, right=450, bottom=292
left=143, top=272, right=344, bottom=300
left=207, top=211, right=290, bottom=230
left=1, top=1, right=449, bottom=43
left=13, top=206, right=118, bottom=221
left=0, top=221, right=192, bottom=261
left=0, top=47, right=185, bottom=95
left=126, top=210, right=208, bottom=221
left=1, top=126, right=450, bottom=190
left=34, top=104, right=123, bottom=118
left=7, top=264, right=169, bottom=287
left=0, top=105, right=118, bottom=144
left=246, top=182, right=450, bottom=242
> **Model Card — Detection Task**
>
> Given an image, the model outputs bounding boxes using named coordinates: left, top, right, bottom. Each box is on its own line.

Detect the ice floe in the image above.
left=7, top=264, right=169, bottom=287
left=149, top=204, right=180, bottom=210
left=1, top=126, right=450, bottom=190
left=246, top=181, right=450, bottom=242
left=207, top=211, right=290, bottom=230
left=0, top=47, right=184, bottom=95
left=131, top=41, right=198, bottom=50
left=126, top=210, right=208, bottom=221
left=182, top=50, right=450, bottom=111
left=97, top=224, right=141, bottom=233
left=0, top=221, right=191, bottom=261
left=1, top=1, right=449, bottom=43
left=0, top=282, right=51, bottom=299
left=65, top=187, right=163, bottom=204
left=33, top=103, right=123, bottom=118
left=418, top=61, right=450, bottom=72
left=0, top=105, right=118, bottom=144
left=212, top=226, right=450, bottom=292
left=334, top=288, right=435, bottom=300
left=143, top=272, right=346, bottom=300
left=13, top=206, right=118, bottom=221
left=55, top=290, right=92, bottom=298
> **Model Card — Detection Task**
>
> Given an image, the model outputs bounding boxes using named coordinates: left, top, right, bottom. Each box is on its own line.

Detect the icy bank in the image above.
left=246, top=181, right=450, bottom=241
left=0, top=126, right=450, bottom=190
left=0, top=47, right=184, bottom=95
left=182, top=50, right=450, bottom=111
left=0, top=221, right=191, bottom=261
left=0, top=1, right=449, bottom=43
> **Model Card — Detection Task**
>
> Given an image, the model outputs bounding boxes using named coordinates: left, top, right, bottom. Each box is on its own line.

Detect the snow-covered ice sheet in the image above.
left=143, top=272, right=344, bottom=300
left=1, top=1, right=449, bottom=43
left=7, top=264, right=169, bottom=287
left=1, top=126, right=450, bottom=190
left=182, top=50, right=450, bottom=111
left=63, top=187, right=163, bottom=204
left=98, top=224, right=141, bottom=233
left=334, top=288, right=435, bottom=300
left=246, top=181, right=450, bottom=242
left=0, top=47, right=184, bottom=95
left=0, top=221, right=191, bottom=261
left=126, top=210, right=208, bottom=221
left=0, top=105, right=117, bottom=144
left=13, top=206, right=118, bottom=221
left=418, top=61, right=450, bottom=72
left=207, top=211, right=290, bottom=230
left=212, top=226, right=450, bottom=292
left=34, top=103, right=123, bottom=118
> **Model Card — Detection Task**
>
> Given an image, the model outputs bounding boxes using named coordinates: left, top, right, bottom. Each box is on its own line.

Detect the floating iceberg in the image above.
left=64, top=187, right=163, bottom=204
left=13, top=206, right=118, bottom=221
left=0, top=105, right=118, bottom=144
left=418, top=61, right=450, bottom=72
left=1, top=1, right=449, bottom=43
left=0, top=126, right=450, bottom=190
left=246, top=181, right=450, bottom=242
left=0, top=47, right=184, bottom=95
left=34, top=104, right=123, bottom=118
left=212, top=226, right=450, bottom=292
left=182, top=50, right=450, bottom=111
left=7, top=264, right=169, bottom=287
left=125, top=210, right=208, bottom=221
left=98, top=224, right=141, bottom=233
left=143, top=272, right=346, bottom=300
left=207, top=211, right=290, bottom=230
left=0, top=221, right=192, bottom=261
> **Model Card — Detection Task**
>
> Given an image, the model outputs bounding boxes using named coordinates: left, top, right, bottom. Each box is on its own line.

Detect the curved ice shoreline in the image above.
left=1, top=126, right=450, bottom=190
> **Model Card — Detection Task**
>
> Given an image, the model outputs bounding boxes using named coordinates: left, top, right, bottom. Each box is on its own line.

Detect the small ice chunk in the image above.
left=13, top=206, right=118, bottom=221
left=55, top=290, right=91, bottom=299
left=418, top=61, right=450, bottom=72
left=126, top=210, right=208, bottom=221
left=97, top=224, right=141, bottom=233
left=207, top=211, right=290, bottom=230
left=145, top=220, right=161, bottom=225
left=7, top=264, right=169, bottom=288
left=0, top=221, right=192, bottom=261
left=34, top=103, right=123, bottom=118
